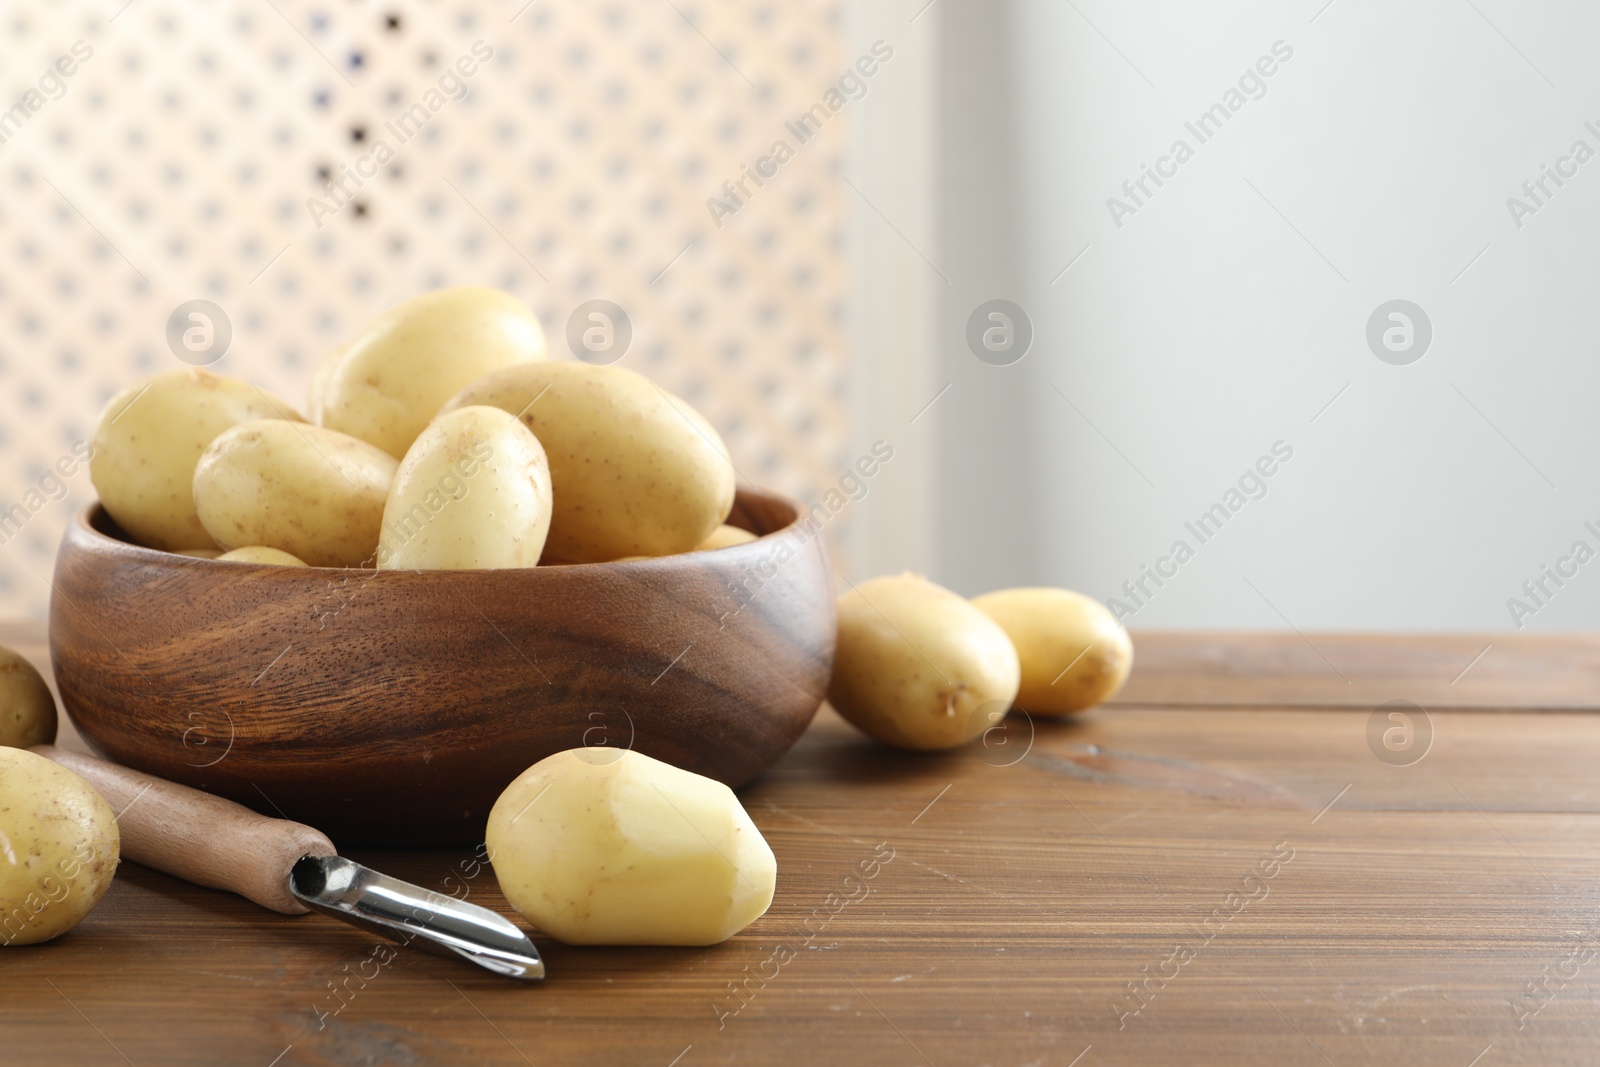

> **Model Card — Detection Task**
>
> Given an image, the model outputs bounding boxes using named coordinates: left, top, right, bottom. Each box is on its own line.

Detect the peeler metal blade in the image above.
left=290, top=855, right=545, bottom=980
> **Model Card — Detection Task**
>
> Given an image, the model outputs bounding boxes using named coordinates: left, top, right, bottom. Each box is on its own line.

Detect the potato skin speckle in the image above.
left=0, top=749, right=120, bottom=946
left=441, top=362, right=734, bottom=563
left=972, top=587, right=1132, bottom=715
left=828, top=573, right=1020, bottom=750
left=0, top=645, right=56, bottom=749
left=377, top=406, right=553, bottom=570
left=90, top=369, right=304, bottom=552
left=313, top=286, right=546, bottom=458
left=193, top=420, right=397, bottom=567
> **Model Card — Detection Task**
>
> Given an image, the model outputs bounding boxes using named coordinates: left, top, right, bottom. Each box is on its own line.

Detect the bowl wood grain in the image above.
left=49, top=488, right=834, bottom=846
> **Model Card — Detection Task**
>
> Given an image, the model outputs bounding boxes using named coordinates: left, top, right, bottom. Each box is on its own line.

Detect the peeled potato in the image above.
left=0, top=749, right=119, bottom=946
left=217, top=546, right=308, bottom=567
left=440, top=362, right=734, bottom=562
left=972, top=587, right=1132, bottom=714
left=194, top=420, right=398, bottom=567
left=0, top=645, right=55, bottom=749
left=316, top=287, right=545, bottom=458
left=377, top=406, right=553, bottom=570
left=829, top=573, right=1020, bottom=750
left=697, top=524, right=756, bottom=551
left=487, top=748, right=776, bottom=946
left=89, top=369, right=303, bottom=551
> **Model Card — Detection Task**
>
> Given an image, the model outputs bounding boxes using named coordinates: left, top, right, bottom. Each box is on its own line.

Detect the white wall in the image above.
left=880, top=0, right=1600, bottom=632
left=846, top=0, right=945, bottom=583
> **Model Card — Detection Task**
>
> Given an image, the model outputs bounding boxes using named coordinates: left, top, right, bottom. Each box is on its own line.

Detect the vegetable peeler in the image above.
left=31, top=745, right=544, bottom=980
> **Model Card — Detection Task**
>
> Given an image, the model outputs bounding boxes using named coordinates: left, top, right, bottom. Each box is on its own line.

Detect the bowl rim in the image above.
left=67, top=483, right=815, bottom=573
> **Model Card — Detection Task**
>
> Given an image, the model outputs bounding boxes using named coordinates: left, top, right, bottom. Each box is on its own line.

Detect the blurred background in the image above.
left=0, top=0, right=852, bottom=617
left=4, top=0, right=1598, bottom=633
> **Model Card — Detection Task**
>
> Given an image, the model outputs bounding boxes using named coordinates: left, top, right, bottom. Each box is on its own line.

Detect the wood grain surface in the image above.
left=46, top=489, right=834, bottom=845
left=1113, top=630, right=1600, bottom=710
left=4, top=622, right=1599, bottom=1066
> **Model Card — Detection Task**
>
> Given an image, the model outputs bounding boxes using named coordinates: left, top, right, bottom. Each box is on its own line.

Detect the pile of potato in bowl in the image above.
left=90, top=286, right=752, bottom=571
left=4, top=283, right=1136, bottom=953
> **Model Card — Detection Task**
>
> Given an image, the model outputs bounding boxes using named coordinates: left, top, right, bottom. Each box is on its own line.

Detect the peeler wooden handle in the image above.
left=32, top=745, right=336, bottom=915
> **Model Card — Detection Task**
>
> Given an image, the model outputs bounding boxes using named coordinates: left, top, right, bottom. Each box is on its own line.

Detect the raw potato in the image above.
left=316, top=287, right=545, bottom=458
left=377, top=406, right=553, bottom=570
left=829, top=573, right=1021, bottom=750
left=90, top=369, right=303, bottom=550
left=173, top=548, right=223, bottom=559
left=0, top=749, right=120, bottom=946
left=972, top=587, right=1132, bottom=715
left=0, top=645, right=56, bottom=749
left=194, top=420, right=398, bottom=567
left=697, top=524, right=756, bottom=551
left=486, top=748, right=776, bottom=946
left=218, top=546, right=308, bottom=567
left=441, top=362, right=734, bottom=562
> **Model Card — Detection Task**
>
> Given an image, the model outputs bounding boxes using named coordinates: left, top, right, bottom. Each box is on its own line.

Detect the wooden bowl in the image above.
left=49, top=488, right=835, bottom=846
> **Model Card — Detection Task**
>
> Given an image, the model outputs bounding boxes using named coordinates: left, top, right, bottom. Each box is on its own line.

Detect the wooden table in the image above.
left=5, top=621, right=1599, bottom=1066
